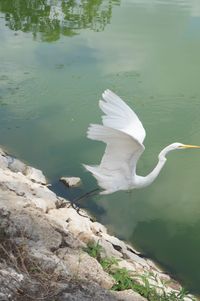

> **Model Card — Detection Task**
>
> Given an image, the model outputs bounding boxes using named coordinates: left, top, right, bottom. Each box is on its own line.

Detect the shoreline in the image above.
left=0, top=147, right=195, bottom=301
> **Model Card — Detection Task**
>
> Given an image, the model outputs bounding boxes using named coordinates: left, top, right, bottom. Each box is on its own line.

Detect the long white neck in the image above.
left=135, top=144, right=175, bottom=188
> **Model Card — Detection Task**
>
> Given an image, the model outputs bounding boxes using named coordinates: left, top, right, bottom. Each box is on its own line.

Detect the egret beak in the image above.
left=180, top=144, right=200, bottom=149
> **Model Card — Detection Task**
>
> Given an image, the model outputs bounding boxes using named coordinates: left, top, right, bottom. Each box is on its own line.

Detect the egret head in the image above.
left=159, top=142, right=200, bottom=160
left=164, top=142, right=200, bottom=151
left=176, top=143, right=200, bottom=150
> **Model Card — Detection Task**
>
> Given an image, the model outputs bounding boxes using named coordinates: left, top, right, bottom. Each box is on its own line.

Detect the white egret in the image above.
left=84, top=89, right=200, bottom=194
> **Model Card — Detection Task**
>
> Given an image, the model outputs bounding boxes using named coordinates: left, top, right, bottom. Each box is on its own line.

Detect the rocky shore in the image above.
left=0, top=147, right=195, bottom=301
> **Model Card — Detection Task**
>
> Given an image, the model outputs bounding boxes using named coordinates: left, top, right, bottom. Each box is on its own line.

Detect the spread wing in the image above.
left=100, top=89, right=146, bottom=143
left=84, top=90, right=146, bottom=194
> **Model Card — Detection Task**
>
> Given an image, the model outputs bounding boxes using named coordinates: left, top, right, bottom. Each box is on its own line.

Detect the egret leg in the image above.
left=70, top=188, right=100, bottom=218
left=73, top=188, right=100, bottom=204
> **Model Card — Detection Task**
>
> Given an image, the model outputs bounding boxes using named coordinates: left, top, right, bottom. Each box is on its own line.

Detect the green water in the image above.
left=1, top=0, right=200, bottom=294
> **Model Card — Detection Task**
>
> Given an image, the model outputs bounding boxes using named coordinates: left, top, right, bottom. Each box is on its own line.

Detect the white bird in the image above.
left=84, top=89, right=200, bottom=195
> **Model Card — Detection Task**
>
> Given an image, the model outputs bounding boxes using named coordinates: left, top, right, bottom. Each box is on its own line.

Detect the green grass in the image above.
left=83, top=241, right=195, bottom=301
left=100, top=257, right=119, bottom=273
left=83, top=241, right=103, bottom=261
left=111, top=268, right=190, bottom=301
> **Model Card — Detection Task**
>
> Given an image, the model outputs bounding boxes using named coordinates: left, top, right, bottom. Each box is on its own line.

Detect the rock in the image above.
left=112, top=289, right=147, bottom=301
left=0, top=190, right=30, bottom=212
left=3, top=208, right=62, bottom=251
left=29, top=245, right=69, bottom=278
left=117, top=259, right=137, bottom=273
left=124, top=250, right=149, bottom=268
left=97, top=237, right=123, bottom=259
left=57, top=248, right=115, bottom=289
left=0, top=148, right=5, bottom=156
left=54, top=280, right=119, bottom=301
left=25, top=166, right=47, bottom=184
left=0, top=148, right=194, bottom=301
left=101, top=233, right=148, bottom=268
left=7, top=157, right=26, bottom=173
left=0, top=263, right=24, bottom=301
left=29, top=196, right=55, bottom=212
left=0, top=168, right=57, bottom=212
left=160, top=274, right=182, bottom=292
left=91, top=222, right=107, bottom=235
left=60, top=176, right=81, bottom=187
left=0, top=189, right=54, bottom=213
left=62, top=231, right=86, bottom=249
left=146, top=259, right=161, bottom=272
left=29, top=184, right=57, bottom=209
left=101, top=233, right=130, bottom=255
left=0, top=154, right=8, bottom=169
left=48, top=207, right=94, bottom=239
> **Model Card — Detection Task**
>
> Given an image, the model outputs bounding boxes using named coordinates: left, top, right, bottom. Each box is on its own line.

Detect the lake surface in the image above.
left=1, top=0, right=200, bottom=294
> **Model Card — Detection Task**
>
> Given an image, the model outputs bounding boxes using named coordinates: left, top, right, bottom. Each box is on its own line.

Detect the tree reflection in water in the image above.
left=0, top=0, right=120, bottom=41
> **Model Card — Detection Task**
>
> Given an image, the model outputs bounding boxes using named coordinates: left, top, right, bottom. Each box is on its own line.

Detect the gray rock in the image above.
left=0, top=263, right=24, bottom=301
left=28, top=245, right=69, bottom=278
left=0, top=155, right=8, bottom=169
left=57, top=248, right=115, bottom=289
left=117, top=259, right=137, bottom=273
left=112, top=289, right=147, bottom=301
left=60, top=176, right=81, bottom=187
left=0, top=167, right=57, bottom=212
left=0, top=148, right=5, bottom=156
left=97, top=237, right=123, bottom=259
left=91, top=222, right=107, bottom=235
left=0, top=149, right=192, bottom=301
left=7, top=157, right=26, bottom=173
left=47, top=207, right=94, bottom=239
left=3, top=208, right=62, bottom=251
left=63, top=231, right=86, bottom=249
left=54, top=280, right=119, bottom=301
left=25, top=166, right=47, bottom=184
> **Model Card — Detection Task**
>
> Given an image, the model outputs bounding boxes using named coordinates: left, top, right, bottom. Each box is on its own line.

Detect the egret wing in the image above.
left=100, top=89, right=146, bottom=144
left=85, top=124, right=144, bottom=194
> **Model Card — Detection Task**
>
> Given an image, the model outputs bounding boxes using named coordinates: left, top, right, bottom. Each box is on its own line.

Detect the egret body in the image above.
left=84, top=90, right=200, bottom=194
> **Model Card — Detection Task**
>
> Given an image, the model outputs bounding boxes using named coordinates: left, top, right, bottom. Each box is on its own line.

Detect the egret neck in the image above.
left=134, top=144, right=177, bottom=188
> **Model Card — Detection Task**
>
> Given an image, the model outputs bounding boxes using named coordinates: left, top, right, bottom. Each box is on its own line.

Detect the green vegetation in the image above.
left=84, top=241, right=194, bottom=301
left=83, top=241, right=103, bottom=261
left=100, top=256, right=119, bottom=273
left=0, top=0, right=120, bottom=41
left=111, top=268, right=190, bottom=301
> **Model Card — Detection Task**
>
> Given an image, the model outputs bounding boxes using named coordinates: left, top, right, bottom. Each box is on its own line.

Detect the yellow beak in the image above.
left=181, top=144, right=200, bottom=149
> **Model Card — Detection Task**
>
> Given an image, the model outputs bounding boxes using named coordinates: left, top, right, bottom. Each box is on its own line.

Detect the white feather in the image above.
left=84, top=90, right=146, bottom=194
left=100, top=89, right=146, bottom=144
left=84, top=90, right=197, bottom=194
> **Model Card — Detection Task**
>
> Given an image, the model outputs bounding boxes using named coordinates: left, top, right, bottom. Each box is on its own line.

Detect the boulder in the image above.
left=60, top=176, right=81, bottom=187
left=0, top=263, right=24, bottom=301
left=57, top=248, right=115, bottom=289
left=0, top=155, right=8, bottom=169
left=112, top=289, right=147, bottom=301
left=7, top=157, right=26, bottom=173
left=25, top=166, right=47, bottom=184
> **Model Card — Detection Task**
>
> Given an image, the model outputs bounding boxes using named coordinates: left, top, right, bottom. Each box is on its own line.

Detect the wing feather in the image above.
left=100, top=89, right=146, bottom=144
left=84, top=90, right=146, bottom=194
left=85, top=124, right=144, bottom=194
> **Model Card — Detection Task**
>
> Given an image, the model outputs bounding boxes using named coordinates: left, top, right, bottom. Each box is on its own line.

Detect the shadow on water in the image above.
left=0, top=0, right=120, bottom=41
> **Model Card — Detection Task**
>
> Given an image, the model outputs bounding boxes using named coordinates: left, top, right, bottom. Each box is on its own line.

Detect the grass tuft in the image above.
left=84, top=241, right=195, bottom=301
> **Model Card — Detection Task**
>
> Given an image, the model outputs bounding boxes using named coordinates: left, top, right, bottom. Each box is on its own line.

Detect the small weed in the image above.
left=111, top=268, right=190, bottom=301
left=111, top=268, right=134, bottom=291
left=100, top=257, right=119, bottom=273
left=83, top=241, right=103, bottom=261
left=111, top=268, right=155, bottom=298
left=83, top=241, right=194, bottom=301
